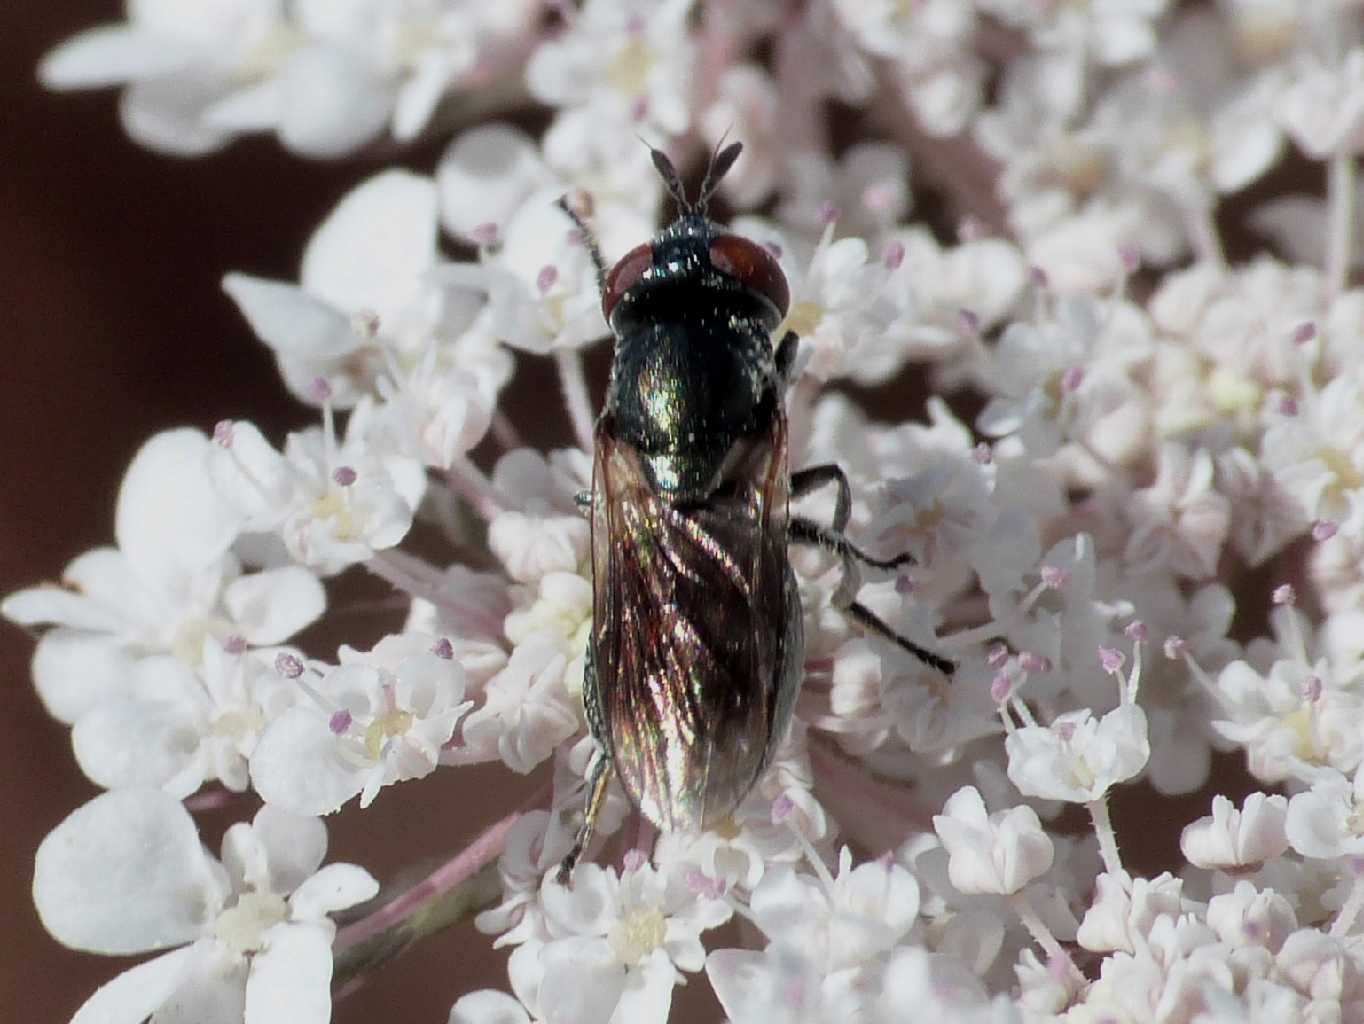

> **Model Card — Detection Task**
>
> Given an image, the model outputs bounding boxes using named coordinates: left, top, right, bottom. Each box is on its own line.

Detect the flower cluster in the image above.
left=19, top=1, right=1364, bottom=1021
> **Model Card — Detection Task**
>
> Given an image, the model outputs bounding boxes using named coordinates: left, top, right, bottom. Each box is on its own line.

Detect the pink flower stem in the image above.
left=1326, top=153, right=1357, bottom=298
left=809, top=737, right=937, bottom=851
left=335, top=810, right=521, bottom=953
left=1087, top=795, right=1124, bottom=877
left=183, top=788, right=249, bottom=813
left=555, top=348, right=596, bottom=453
left=489, top=408, right=525, bottom=451
left=445, top=456, right=508, bottom=521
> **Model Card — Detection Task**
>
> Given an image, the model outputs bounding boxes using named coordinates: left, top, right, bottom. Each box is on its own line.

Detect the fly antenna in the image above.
left=647, top=144, right=691, bottom=215
left=696, top=133, right=741, bottom=216
left=554, top=192, right=607, bottom=297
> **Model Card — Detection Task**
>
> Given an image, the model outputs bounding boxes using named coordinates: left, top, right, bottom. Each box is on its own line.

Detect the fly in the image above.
left=555, top=141, right=954, bottom=883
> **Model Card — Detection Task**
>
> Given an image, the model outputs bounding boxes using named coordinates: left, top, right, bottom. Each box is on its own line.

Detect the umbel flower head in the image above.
left=16, top=1, right=1364, bottom=1021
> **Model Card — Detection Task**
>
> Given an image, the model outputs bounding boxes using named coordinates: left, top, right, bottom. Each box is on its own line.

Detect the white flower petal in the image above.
left=72, top=697, right=202, bottom=794
left=39, top=26, right=191, bottom=88
left=119, top=73, right=233, bottom=156
left=250, top=708, right=361, bottom=815
left=288, top=862, right=379, bottom=920
left=448, top=989, right=532, bottom=1024
left=70, top=944, right=206, bottom=1024
left=27, top=629, right=136, bottom=724
left=116, top=429, right=239, bottom=596
left=34, top=790, right=224, bottom=954
left=608, top=950, right=675, bottom=1024
left=223, top=566, right=326, bottom=644
left=538, top=936, right=624, bottom=1024
left=251, top=806, right=329, bottom=894
left=436, top=123, right=549, bottom=239
left=275, top=47, right=394, bottom=158
left=222, top=274, right=358, bottom=361
left=245, top=924, right=333, bottom=1024
left=301, top=169, right=438, bottom=318
left=202, top=78, right=281, bottom=133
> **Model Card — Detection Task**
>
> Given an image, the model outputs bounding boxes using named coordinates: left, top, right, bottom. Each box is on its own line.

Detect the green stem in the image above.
left=1326, top=153, right=1357, bottom=297
left=1087, top=795, right=1123, bottom=877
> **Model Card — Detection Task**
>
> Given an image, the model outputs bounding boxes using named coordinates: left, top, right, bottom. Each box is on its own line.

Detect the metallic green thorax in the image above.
left=605, top=215, right=784, bottom=499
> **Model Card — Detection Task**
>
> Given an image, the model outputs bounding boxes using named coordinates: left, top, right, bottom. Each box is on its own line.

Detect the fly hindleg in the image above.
left=557, top=752, right=612, bottom=885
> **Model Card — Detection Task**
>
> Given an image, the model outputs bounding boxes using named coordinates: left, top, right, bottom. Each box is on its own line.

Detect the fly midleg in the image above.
left=788, top=507, right=954, bottom=676
left=790, top=464, right=854, bottom=532
left=557, top=752, right=612, bottom=885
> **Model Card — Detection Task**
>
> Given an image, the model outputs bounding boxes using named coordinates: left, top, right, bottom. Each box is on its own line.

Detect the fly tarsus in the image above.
left=556, top=752, right=612, bottom=885
left=845, top=600, right=957, bottom=676
left=788, top=514, right=951, bottom=675
left=788, top=515, right=916, bottom=571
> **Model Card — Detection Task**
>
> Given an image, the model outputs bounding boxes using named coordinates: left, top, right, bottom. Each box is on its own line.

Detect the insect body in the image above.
left=557, top=143, right=953, bottom=883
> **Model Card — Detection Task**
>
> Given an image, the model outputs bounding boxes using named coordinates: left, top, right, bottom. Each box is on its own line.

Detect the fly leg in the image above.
left=775, top=330, right=799, bottom=386
left=789, top=465, right=955, bottom=675
left=556, top=752, right=612, bottom=885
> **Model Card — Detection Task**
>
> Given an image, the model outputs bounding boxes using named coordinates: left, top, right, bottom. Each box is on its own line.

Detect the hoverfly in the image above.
left=556, top=142, right=954, bottom=883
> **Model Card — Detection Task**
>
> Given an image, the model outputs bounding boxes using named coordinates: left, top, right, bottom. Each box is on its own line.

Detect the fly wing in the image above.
left=588, top=413, right=802, bottom=833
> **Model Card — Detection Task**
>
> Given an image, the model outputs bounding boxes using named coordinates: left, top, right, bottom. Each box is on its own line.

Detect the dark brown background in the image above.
left=3, top=6, right=547, bottom=1021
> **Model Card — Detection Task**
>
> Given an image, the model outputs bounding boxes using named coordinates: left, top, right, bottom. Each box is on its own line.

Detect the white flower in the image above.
left=1124, top=442, right=1231, bottom=579
left=457, top=636, right=580, bottom=775
left=2, top=429, right=322, bottom=722
left=40, top=0, right=539, bottom=156
left=1006, top=703, right=1152, bottom=804
left=1180, top=793, right=1290, bottom=871
left=1262, top=372, right=1364, bottom=541
left=976, top=296, right=1149, bottom=459
left=449, top=989, right=542, bottom=1024
left=511, top=860, right=729, bottom=1024
left=470, top=187, right=606, bottom=355
left=224, top=169, right=455, bottom=407
left=1277, top=48, right=1364, bottom=159
left=1285, top=764, right=1364, bottom=860
left=34, top=792, right=376, bottom=1024
left=38, top=0, right=293, bottom=155
left=875, top=228, right=1026, bottom=361
left=1076, top=870, right=1190, bottom=955
left=486, top=449, right=592, bottom=583
left=776, top=142, right=912, bottom=240
left=250, top=633, right=471, bottom=814
left=1212, top=618, right=1364, bottom=784
left=773, top=223, right=898, bottom=384
left=987, top=0, right=1169, bottom=66
left=72, top=640, right=297, bottom=797
left=1205, top=880, right=1297, bottom=953
left=208, top=410, right=426, bottom=575
left=1004, top=650, right=1151, bottom=804
left=706, top=846, right=923, bottom=1022
left=526, top=0, right=696, bottom=139
left=933, top=786, right=1054, bottom=896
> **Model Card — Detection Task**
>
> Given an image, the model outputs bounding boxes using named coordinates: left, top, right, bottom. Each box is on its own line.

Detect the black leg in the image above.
left=788, top=513, right=953, bottom=676
left=845, top=601, right=956, bottom=676
left=790, top=464, right=855, bottom=533
left=775, top=330, right=799, bottom=386
left=557, top=752, right=612, bottom=885
left=789, top=517, right=914, bottom=571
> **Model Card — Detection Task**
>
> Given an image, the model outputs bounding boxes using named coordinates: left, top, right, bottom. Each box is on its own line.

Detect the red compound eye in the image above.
left=602, top=242, right=653, bottom=321
left=708, top=234, right=789, bottom=318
